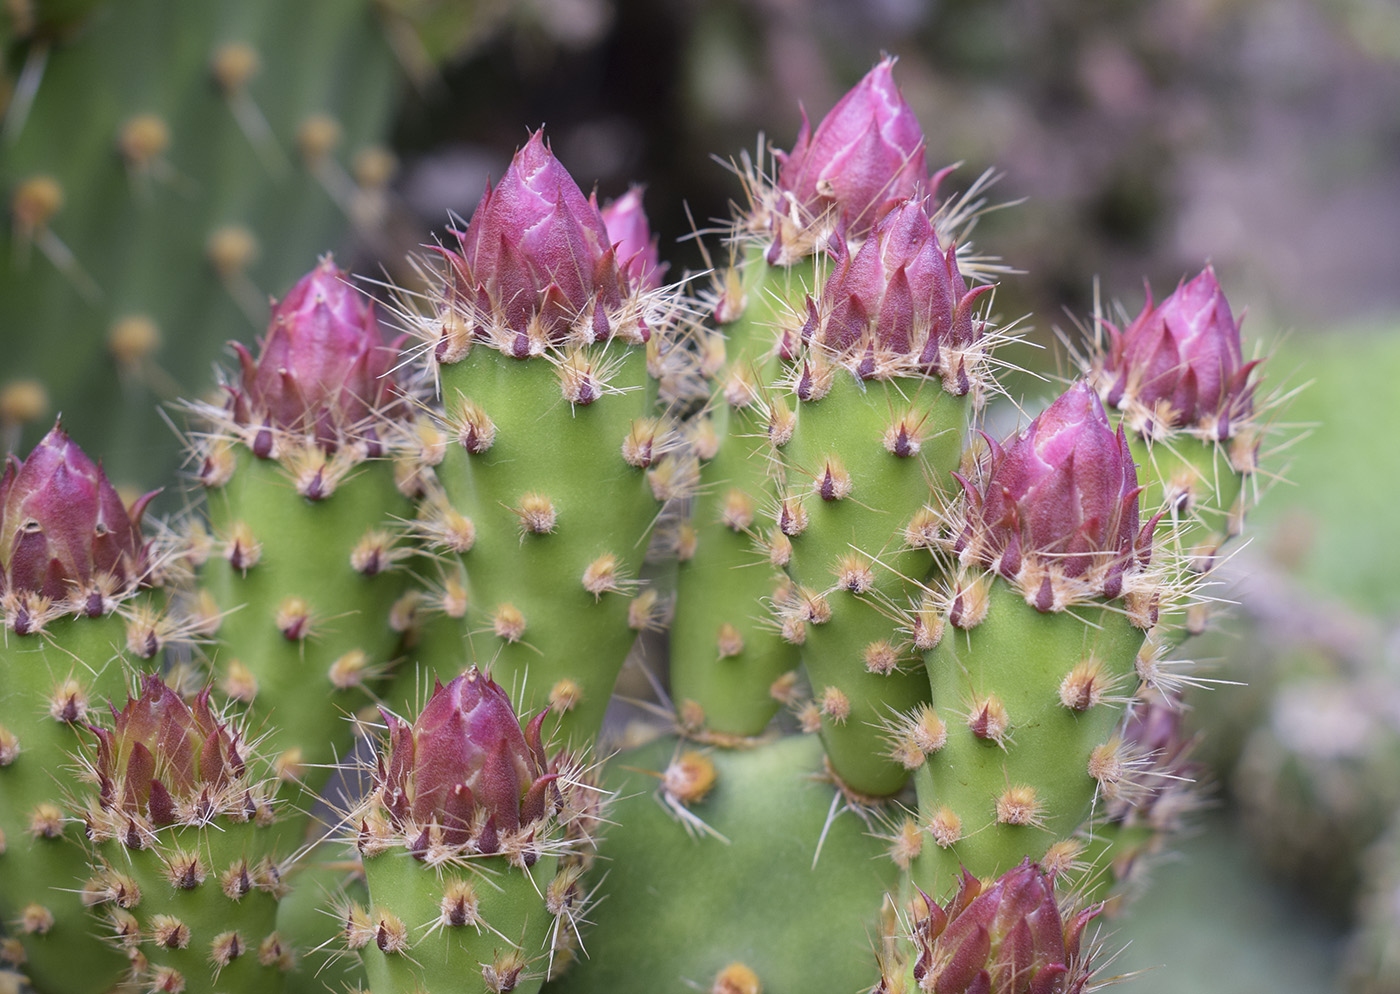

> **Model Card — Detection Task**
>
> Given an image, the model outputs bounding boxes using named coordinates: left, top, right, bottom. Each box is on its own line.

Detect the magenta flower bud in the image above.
left=0, top=421, right=154, bottom=624
left=954, top=382, right=1157, bottom=611
left=375, top=667, right=556, bottom=855
left=774, top=56, right=928, bottom=243
left=804, top=198, right=992, bottom=388
left=88, top=675, right=246, bottom=832
left=231, top=255, right=399, bottom=450
left=440, top=130, right=640, bottom=357
left=911, top=861, right=1101, bottom=994
left=1100, top=266, right=1258, bottom=439
left=601, top=186, right=666, bottom=292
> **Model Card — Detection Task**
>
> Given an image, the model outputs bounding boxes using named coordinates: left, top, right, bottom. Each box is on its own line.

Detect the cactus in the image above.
left=668, top=57, right=938, bottom=744
left=0, top=0, right=406, bottom=487
left=0, top=46, right=1315, bottom=994
left=910, top=381, right=1171, bottom=894
left=415, top=131, right=681, bottom=748
left=0, top=424, right=176, bottom=994
left=548, top=732, right=901, bottom=994
left=191, top=256, right=415, bottom=814
left=79, top=675, right=294, bottom=994
left=871, top=860, right=1103, bottom=994
left=348, top=668, right=593, bottom=994
left=774, top=196, right=996, bottom=797
left=1086, top=266, right=1262, bottom=636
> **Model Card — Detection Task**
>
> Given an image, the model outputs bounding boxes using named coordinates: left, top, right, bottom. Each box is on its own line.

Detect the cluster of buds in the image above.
left=785, top=198, right=993, bottom=391
left=760, top=56, right=929, bottom=261
left=361, top=668, right=563, bottom=867
left=948, top=382, right=1159, bottom=614
left=83, top=675, right=272, bottom=845
left=891, top=861, right=1100, bottom=994
left=0, top=422, right=155, bottom=633
left=1093, top=266, right=1258, bottom=443
left=214, top=255, right=401, bottom=465
left=432, top=131, right=655, bottom=363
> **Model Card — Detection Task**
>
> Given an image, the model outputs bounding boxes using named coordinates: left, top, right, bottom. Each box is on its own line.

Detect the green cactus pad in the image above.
left=433, top=344, right=659, bottom=746
left=201, top=449, right=411, bottom=789
left=356, top=848, right=559, bottom=994
left=86, top=820, right=291, bottom=994
left=913, top=577, right=1147, bottom=897
left=0, top=0, right=403, bottom=486
left=668, top=256, right=812, bottom=738
left=0, top=614, right=142, bottom=994
left=547, top=732, right=900, bottom=994
left=779, top=372, right=969, bottom=795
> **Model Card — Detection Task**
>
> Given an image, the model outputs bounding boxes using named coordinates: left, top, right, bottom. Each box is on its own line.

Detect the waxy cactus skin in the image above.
left=427, top=132, right=675, bottom=747
left=352, top=669, right=587, bottom=994
left=549, top=733, right=901, bottom=994
left=0, top=425, right=170, bottom=994
left=80, top=676, right=293, bottom=994
left=776, top=198, right=996, bottom=797
left=195, top=257, right=414, bottom=806
left=912, top=383, right=1164, bottom=894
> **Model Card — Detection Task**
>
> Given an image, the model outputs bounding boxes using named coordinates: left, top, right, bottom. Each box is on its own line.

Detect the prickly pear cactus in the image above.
left=870, top=860, right=1103, bottom=994
left=415, top=132, right=682, bottom=747
left=774, top=196, right=997, bottom=798
left=0, top=0, right=404, bottom=485
left=670, top=58, right=940, bottom=748
left=1086, top=267, right=1262, bottom=636
left=349, top=669, right=596, bottom=994
left=79, top=676, right=294, bottom=994
left=548, top=732, right=901, bottom=994
left=0, top=424, right=175, bottom=994
left=910, top=382, right=1173, bottom=894
left=191, top=257, right=416, bottom=807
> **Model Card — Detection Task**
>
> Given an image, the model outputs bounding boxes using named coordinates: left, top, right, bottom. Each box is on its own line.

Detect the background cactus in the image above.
left=0, top=0, right=409, bottom=488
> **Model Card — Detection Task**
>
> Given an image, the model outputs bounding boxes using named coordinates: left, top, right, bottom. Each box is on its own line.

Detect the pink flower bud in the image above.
left=231, top=256, right=399, bottom=450
left=440, top=131, right=636, bottom=353
left=805, top=198, right=991, bottom=386
left=89, top=675, right=245, bottom=829
left=775, top=57, right=928, bottom=241
left=911, top=861, right=1100, bottom=994
left=954, top=382, right=1157, bottom=610
left=376, top=668, right=555, bottom=853
left=1100, top=266, right=1258, bottom=438
left=0, top=422, right=154, bottom=616
left=601, top=187, right=666, bottom=292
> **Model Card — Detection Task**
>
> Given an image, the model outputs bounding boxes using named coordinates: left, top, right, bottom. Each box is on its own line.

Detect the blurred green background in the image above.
left=4, top=0, right=1399, bottom=989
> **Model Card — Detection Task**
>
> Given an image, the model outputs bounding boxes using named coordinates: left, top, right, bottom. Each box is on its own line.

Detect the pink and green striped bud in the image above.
left=435, top=130, right=647, bottom=360
left=790, top=198, right=992, bottom=391
left=772, top=56, right=928, bottom=249
left=230, top=255, right=400, bottom=453
left=371, top=667, right=557, bottom=860
left=85, top=675, right=258, bottom=840
left=1098, top=265, right=1258, bottom=440
left=0, top=421, right=155, bottom=630
left=601, top=186, right=665, bottom=292
left=952, top=382, right=1157, bottom=612
left=905, top=861, right=1101, bottom=994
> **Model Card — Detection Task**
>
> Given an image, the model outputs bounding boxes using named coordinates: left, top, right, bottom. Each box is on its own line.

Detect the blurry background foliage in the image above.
left=4, top=0, right=1400, bottom=990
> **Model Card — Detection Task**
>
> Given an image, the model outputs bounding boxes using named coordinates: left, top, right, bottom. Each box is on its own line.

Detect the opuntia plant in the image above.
left=0, top=52, right=1313, bottom=994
